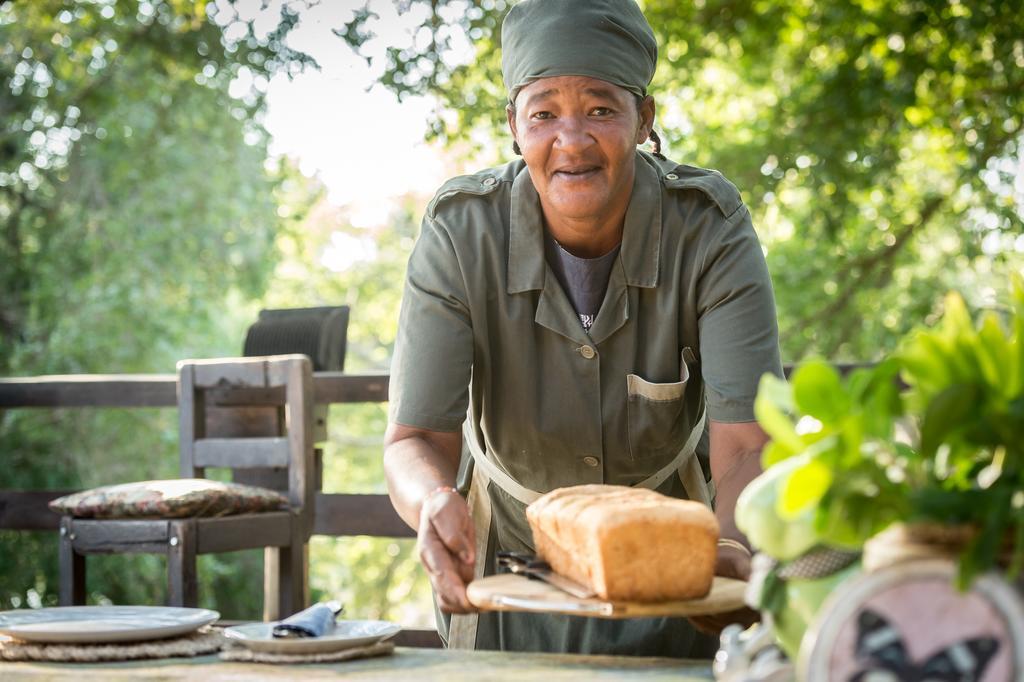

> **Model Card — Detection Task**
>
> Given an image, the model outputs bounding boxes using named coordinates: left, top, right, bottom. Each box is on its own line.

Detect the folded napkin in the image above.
left=272, top=602, right=342, bottom=639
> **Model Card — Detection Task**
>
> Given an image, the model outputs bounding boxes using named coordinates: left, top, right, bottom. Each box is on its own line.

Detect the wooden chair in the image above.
left=58, top=355, right=314, bottom=617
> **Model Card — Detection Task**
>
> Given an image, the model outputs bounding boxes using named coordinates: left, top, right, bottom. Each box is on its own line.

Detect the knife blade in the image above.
left=497, top=553, right=597, bottom=599
left=523, top=564, right=597, bottom=599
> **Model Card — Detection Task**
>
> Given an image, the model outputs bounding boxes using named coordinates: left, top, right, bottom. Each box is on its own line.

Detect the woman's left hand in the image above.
left=687, top=542, right=759, bottom=636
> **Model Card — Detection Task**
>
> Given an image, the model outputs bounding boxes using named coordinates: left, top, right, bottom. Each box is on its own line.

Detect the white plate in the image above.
left=0, top=606, right=220, bottom=644
left=224, top=620, right=401, bottom=654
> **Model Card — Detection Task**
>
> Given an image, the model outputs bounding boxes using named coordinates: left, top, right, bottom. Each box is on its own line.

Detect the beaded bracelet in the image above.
left=424, top=485, right=459, bottom=504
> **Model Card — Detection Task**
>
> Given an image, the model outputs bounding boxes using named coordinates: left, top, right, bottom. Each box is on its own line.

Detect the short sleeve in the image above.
left=388, top=215, right=474, bottom=432
left=697, top=206, right=783, bottom=422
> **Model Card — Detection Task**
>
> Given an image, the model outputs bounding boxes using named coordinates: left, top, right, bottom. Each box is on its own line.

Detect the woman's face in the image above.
left=508, top=75, right=654, bottom=229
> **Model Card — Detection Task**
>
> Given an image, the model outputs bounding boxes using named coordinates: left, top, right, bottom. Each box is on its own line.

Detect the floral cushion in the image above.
left=49, top=479, right=289, bottom=519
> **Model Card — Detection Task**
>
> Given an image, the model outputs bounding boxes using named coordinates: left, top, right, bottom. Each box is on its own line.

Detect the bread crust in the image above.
left=526, top=484, right=719, bottom=602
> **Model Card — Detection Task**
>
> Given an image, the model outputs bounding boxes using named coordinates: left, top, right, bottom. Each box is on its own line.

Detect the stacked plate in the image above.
left=223, top=620, right=401, bottom=654
left=0, top=606, right=220, bottom=643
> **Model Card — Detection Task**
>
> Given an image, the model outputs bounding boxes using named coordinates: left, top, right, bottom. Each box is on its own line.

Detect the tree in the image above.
left=0, top=0, right=316, bottom=616
left=342, top=0, right=1024, bottom=360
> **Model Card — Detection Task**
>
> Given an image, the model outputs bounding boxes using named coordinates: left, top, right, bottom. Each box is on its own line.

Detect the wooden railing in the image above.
left=0, top=371, right=448, bottom=647
left=0, top=373, right=410, bottom=536
left=0, top=363, right=874, bottom=532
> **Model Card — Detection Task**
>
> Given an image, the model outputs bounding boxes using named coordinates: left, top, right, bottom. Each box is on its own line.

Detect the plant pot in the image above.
left=862, top=522, right=975, bottom=572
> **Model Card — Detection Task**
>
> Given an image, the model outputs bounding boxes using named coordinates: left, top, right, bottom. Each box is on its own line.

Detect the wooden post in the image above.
left=167, top=519, right=198, bottom=607
left=278, top=512, right=306, bottom=618
left=58, top=516, right=86, bottom=605
left=177, top=363, right=205, bottom=479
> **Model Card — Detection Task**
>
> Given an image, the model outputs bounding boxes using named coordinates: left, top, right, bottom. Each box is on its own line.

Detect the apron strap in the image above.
left=448, top=462, right=492, bottom=649
left=635, top=408, right=707, bottom=499
left=465, top=408, right=709, bottom=506
left=463, top=420, right=543, bottom=506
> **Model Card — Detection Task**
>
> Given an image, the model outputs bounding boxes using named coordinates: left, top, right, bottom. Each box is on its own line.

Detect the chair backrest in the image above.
left=176, top=355, right=315, bottom=520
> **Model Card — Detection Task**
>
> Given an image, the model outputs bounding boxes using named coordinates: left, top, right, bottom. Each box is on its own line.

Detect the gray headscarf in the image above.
left=501, top=0, right=658, bottom=104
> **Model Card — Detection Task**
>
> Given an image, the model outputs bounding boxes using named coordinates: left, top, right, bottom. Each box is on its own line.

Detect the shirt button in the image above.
left=580, top=345, right=596, bottom=359
left=482, top=176, right=497, bottom=187
left=665, top=173, right=679, bottom=181
left=583, top=456, right=600, bottom=467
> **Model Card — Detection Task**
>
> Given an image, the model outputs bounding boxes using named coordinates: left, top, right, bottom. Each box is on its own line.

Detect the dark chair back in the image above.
left=243, top=306, right=349, bottom=372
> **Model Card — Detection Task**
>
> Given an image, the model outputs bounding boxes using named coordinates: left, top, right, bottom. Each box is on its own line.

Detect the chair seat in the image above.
left=50, top=479, right=288, bottom=519
left=64, top=512, right=295, bottom=555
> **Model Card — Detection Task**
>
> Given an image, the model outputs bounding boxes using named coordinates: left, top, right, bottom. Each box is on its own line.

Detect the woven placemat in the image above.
left=0, top=626, right=226, bottom=662
left=219, top=639, right=395, bottom=664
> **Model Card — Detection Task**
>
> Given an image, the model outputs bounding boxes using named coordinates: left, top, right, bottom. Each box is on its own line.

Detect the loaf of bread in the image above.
left=525, top=484, right=719, bottom=602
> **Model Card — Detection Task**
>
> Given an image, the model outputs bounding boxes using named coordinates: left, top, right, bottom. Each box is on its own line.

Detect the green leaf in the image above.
left=756, top=566, right=787, bottom=614
left=762, top=440, right=795, bottom=467
left=919, top=384, right=978, bottom=457
left=1009, top=519, right=1024, bottom=580
left=755, top=374, right=804, bottom=457
left=899, top=332, right=953, bottom=395
left=736, top=453, right=823, bottom=560
left=815, top=497, right=879, bottom=549
left=839, top=416, right=866, bottom=468
left=792, top=359, right=849, bottom=424
left=778, top=457, right=833, bottom=520
left=941, top=292, right=975, bottom=343
left=975, top=311, right=1010, bottom=394
left=957, top=488, right=1011, bottom=589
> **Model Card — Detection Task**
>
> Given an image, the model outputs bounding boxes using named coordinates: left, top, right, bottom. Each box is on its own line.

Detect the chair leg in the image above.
left=275, top=540, right=306, bottom=618
left=58, top=517, right=86, bottom=605
left=263, top=546, right=280, bottom=622
left=167, top=519, right=198, bottom=607
left=264, top=513, right=307, bottom=620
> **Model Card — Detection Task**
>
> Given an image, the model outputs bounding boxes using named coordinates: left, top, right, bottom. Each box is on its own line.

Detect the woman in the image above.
left=384, top=0, right=781, bottom=657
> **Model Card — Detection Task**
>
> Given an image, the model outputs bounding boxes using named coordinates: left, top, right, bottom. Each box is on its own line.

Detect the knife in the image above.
left=493, top=594, right=612, bottom=616
left=496, top=552, right=597, bottom=599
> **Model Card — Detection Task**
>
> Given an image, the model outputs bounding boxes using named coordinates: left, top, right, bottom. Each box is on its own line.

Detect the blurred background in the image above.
left=1, top=0, right=1021, bottom=627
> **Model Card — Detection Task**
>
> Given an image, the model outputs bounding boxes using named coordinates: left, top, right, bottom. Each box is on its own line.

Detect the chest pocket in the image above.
left=626, top=348, right=694, bottom=461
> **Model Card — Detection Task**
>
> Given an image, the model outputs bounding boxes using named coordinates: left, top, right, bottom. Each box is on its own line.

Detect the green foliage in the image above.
left=752, top=278, right=1024, bottom=585
left=753, top=359, right=910, bottom=550
left=343, top=0, right=1024, bottom=361
left=896, top=279, right=1024, bottom=582
left=0, top=0, right=314, bottom=616
left=735, top=452, right=822, bottom=562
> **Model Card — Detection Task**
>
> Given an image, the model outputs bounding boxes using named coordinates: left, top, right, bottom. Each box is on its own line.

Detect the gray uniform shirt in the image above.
left=389, top=150, right=783, bottom=656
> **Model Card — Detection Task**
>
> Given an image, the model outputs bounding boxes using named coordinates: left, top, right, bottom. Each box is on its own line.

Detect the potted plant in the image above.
left=735, top=276, right=1024, bottom=660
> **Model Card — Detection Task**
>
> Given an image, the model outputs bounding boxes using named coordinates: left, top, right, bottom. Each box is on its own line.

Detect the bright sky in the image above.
left=254, top=1, right=474, bottom=228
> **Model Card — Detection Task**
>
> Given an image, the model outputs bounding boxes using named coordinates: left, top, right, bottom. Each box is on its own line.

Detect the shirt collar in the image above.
left=507, top=151, right=661, bottom=294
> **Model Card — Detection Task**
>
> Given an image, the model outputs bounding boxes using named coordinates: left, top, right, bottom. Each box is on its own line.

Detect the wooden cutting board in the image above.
left=467, top=573, right=748, bottom=619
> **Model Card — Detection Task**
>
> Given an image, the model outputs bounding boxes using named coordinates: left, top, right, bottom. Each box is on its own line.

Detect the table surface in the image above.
left=1, top=646, right=715, bottom=681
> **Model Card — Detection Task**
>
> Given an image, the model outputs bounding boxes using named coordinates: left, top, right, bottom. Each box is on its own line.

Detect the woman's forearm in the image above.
left=383, top=424, right=463, bottom=529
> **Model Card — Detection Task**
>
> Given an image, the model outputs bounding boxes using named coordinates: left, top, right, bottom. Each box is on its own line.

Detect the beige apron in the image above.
left=447, top=408, right=712, bottom=649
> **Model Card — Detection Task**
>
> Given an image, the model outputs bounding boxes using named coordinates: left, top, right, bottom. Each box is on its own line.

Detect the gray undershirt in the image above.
left=544, top=232, right=621, bottom=333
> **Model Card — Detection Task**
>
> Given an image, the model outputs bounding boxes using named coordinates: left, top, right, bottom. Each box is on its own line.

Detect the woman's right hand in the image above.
left=417, top=488, right=478, bottom=613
